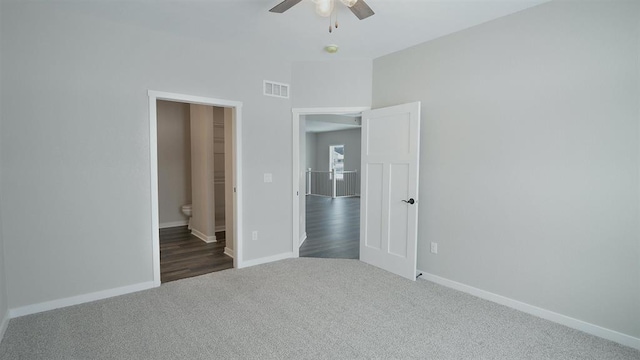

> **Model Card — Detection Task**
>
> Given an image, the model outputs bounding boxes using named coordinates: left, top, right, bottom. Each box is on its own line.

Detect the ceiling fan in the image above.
left=270, top=0, right=375, bottom=22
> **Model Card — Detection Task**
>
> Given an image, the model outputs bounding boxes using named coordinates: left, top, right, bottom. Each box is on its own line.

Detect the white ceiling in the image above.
left=306, top=120, right=361, bottom=133
left=60, top=0, right=549, bottom=61
left=306, top=114, right=362, bottom=133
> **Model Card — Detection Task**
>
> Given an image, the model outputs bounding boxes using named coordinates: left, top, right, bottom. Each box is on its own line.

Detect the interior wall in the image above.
left=292, top=60, right=372, bottom=108
left=314, top=128, right=362, bottom=174
left=305, top=132, right=317, bottom=171
left=0, top=4, right=8, bottom=330
left=372, top=0, right=640, bottom=338
left=0, top=2, right=293, bottom=309
left=0, top=194, right=6, bottom=333
left=157, top=100, right=191, bottom=226
left=213, top=108, right=225, bottom=231
left=190, top=104, right=217, bottom=238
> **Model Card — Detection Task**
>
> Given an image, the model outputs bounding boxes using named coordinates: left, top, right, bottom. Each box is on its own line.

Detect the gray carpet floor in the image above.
left=0, top=258, right=638, bottom=359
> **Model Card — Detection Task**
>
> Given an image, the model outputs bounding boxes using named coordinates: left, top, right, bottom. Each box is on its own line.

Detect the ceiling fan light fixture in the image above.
left=339, top=0, right=358, bottom=7
left=314, top=0, right=334, bottom=17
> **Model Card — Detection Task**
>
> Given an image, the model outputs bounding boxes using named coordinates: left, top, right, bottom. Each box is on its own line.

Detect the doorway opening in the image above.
left=292, top=107, right=369, bottom=260
left=293, top=103, right=422, bottom=281
left=149, top=91, right=244, bottom=286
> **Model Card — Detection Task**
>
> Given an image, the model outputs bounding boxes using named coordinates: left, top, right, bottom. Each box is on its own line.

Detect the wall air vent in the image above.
left=264, top=80, right=290, bottom=99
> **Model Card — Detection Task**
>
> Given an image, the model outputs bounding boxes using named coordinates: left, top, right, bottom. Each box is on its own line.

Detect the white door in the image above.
left=360, top=102, right=421, bottom=280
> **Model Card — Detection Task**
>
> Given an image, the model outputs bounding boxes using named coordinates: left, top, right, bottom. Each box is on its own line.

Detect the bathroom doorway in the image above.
left=148, top=91, right=243, bottom=286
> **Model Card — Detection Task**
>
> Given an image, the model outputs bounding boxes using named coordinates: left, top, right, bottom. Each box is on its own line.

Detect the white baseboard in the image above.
left=224, top=247, right=234, bottom=258
left=9, top=281, right=157, bottom=319
left=418, top=270, right=640, bottom=351
left=0, top=310, right=9, bottom=344
left=299, top=232, right=307, bottom=247
left=216, top=225, right=226, bottom=232
left=159, top=220, right=188, bottom=229
left=191, top=229, right=216, bottom=243
left=239, top=252, right=293, bottom=269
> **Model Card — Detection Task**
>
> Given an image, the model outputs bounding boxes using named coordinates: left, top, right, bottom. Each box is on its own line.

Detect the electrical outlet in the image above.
left=252, top=231, right=258, bottom=241
left=430, top=242, right=438, bottom=254
left=263, top=173, right=273, bottom=183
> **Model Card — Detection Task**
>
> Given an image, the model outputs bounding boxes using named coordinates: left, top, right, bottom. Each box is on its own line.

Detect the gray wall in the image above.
left=314, top=128, right=362, bottom=174
left=157, top=100, right=191, bottom=226
left=0, top=4, right=7, bottom=326
left=0, top=2, right=293, bottom=309
left=292, top=60, right=372, bottom=108
left=0, top=207, right=6, bottom=330
left=0, top=2, right=373, bottom=310
left=305, top=132, right=317, bottom=171
left=213, top=113, right=225, bottom=230
left=190, top=104, right=217, bottom=238
left=373, top=0, right=640, bottom=338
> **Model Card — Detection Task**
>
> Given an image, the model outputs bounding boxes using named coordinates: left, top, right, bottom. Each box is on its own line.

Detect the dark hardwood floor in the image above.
left=300, top=195, right=360, bottom=259
left=160, top=226, right=233, bottom=283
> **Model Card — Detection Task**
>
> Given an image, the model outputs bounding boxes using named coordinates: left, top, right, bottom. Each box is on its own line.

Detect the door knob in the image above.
left=402, top=198, right=415, bottom=205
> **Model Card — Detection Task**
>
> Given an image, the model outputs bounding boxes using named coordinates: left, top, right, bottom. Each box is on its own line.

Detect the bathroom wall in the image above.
left=157, top=100, right=191, bottom=227
left=190, top=104, right=217, bottom=241
left=213, top=109, right=226, bottom=231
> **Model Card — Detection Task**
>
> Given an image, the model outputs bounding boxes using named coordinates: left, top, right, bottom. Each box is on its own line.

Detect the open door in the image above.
left=360, top=102, right=421, bottom=280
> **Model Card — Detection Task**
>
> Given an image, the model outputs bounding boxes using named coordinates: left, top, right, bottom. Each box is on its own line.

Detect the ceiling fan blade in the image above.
left=269, top=0, right=303, bottom=13
left=349, top=0, right=375, bottom=20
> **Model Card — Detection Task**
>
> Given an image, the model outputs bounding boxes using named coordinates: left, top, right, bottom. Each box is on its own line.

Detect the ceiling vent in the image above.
left=264, top=80, right=290, bottom=99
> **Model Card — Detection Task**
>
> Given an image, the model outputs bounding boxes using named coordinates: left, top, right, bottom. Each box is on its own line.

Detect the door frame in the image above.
left=291, top=107, right=370, bottom=257
left=148, top=90, right=244, bottom=286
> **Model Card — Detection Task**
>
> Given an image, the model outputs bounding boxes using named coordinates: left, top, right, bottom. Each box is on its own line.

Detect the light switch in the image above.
left=264, top=173, right=273, bottom=183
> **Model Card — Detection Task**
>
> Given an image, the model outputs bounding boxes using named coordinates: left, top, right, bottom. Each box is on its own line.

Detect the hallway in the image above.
left=300, top=196, right=360, bottom=259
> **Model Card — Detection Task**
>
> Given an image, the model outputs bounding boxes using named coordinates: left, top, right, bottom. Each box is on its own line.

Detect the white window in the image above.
left=329, top=145, right=345, bottom=180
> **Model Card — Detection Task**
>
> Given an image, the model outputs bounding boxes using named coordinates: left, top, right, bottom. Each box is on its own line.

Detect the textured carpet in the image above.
left=0, top=258, right=638, bottom=359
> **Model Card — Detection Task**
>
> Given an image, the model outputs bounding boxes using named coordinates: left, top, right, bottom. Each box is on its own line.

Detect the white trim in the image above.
left=238, top=252, right=293, bottom=269
left=418, top=271, right=640, bottom=351
left=149, top=91, right=242, bottom=108
left=224, top=247, right=234, bottom=258
left=159, top=220, right=189, bottom=229
left=149, top=95, right=161, bottom=287
left=216, top=225, right=226, bottom=232
left=233, top=106, right=244, bottom=269
left=299, top=232, right=307, bottom=247
left=9, top=281, right=156, bottom=318
left=0, top=311, right=9, bottom=343
left=148, top=90, right=244, bottom=282
left=291, top=107, right=370, bottom=259
left=191, top=229, right=217, bottom=243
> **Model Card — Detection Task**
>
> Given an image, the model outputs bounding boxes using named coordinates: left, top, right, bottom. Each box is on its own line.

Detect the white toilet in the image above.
left=181, top=204, right=192, bottom=229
